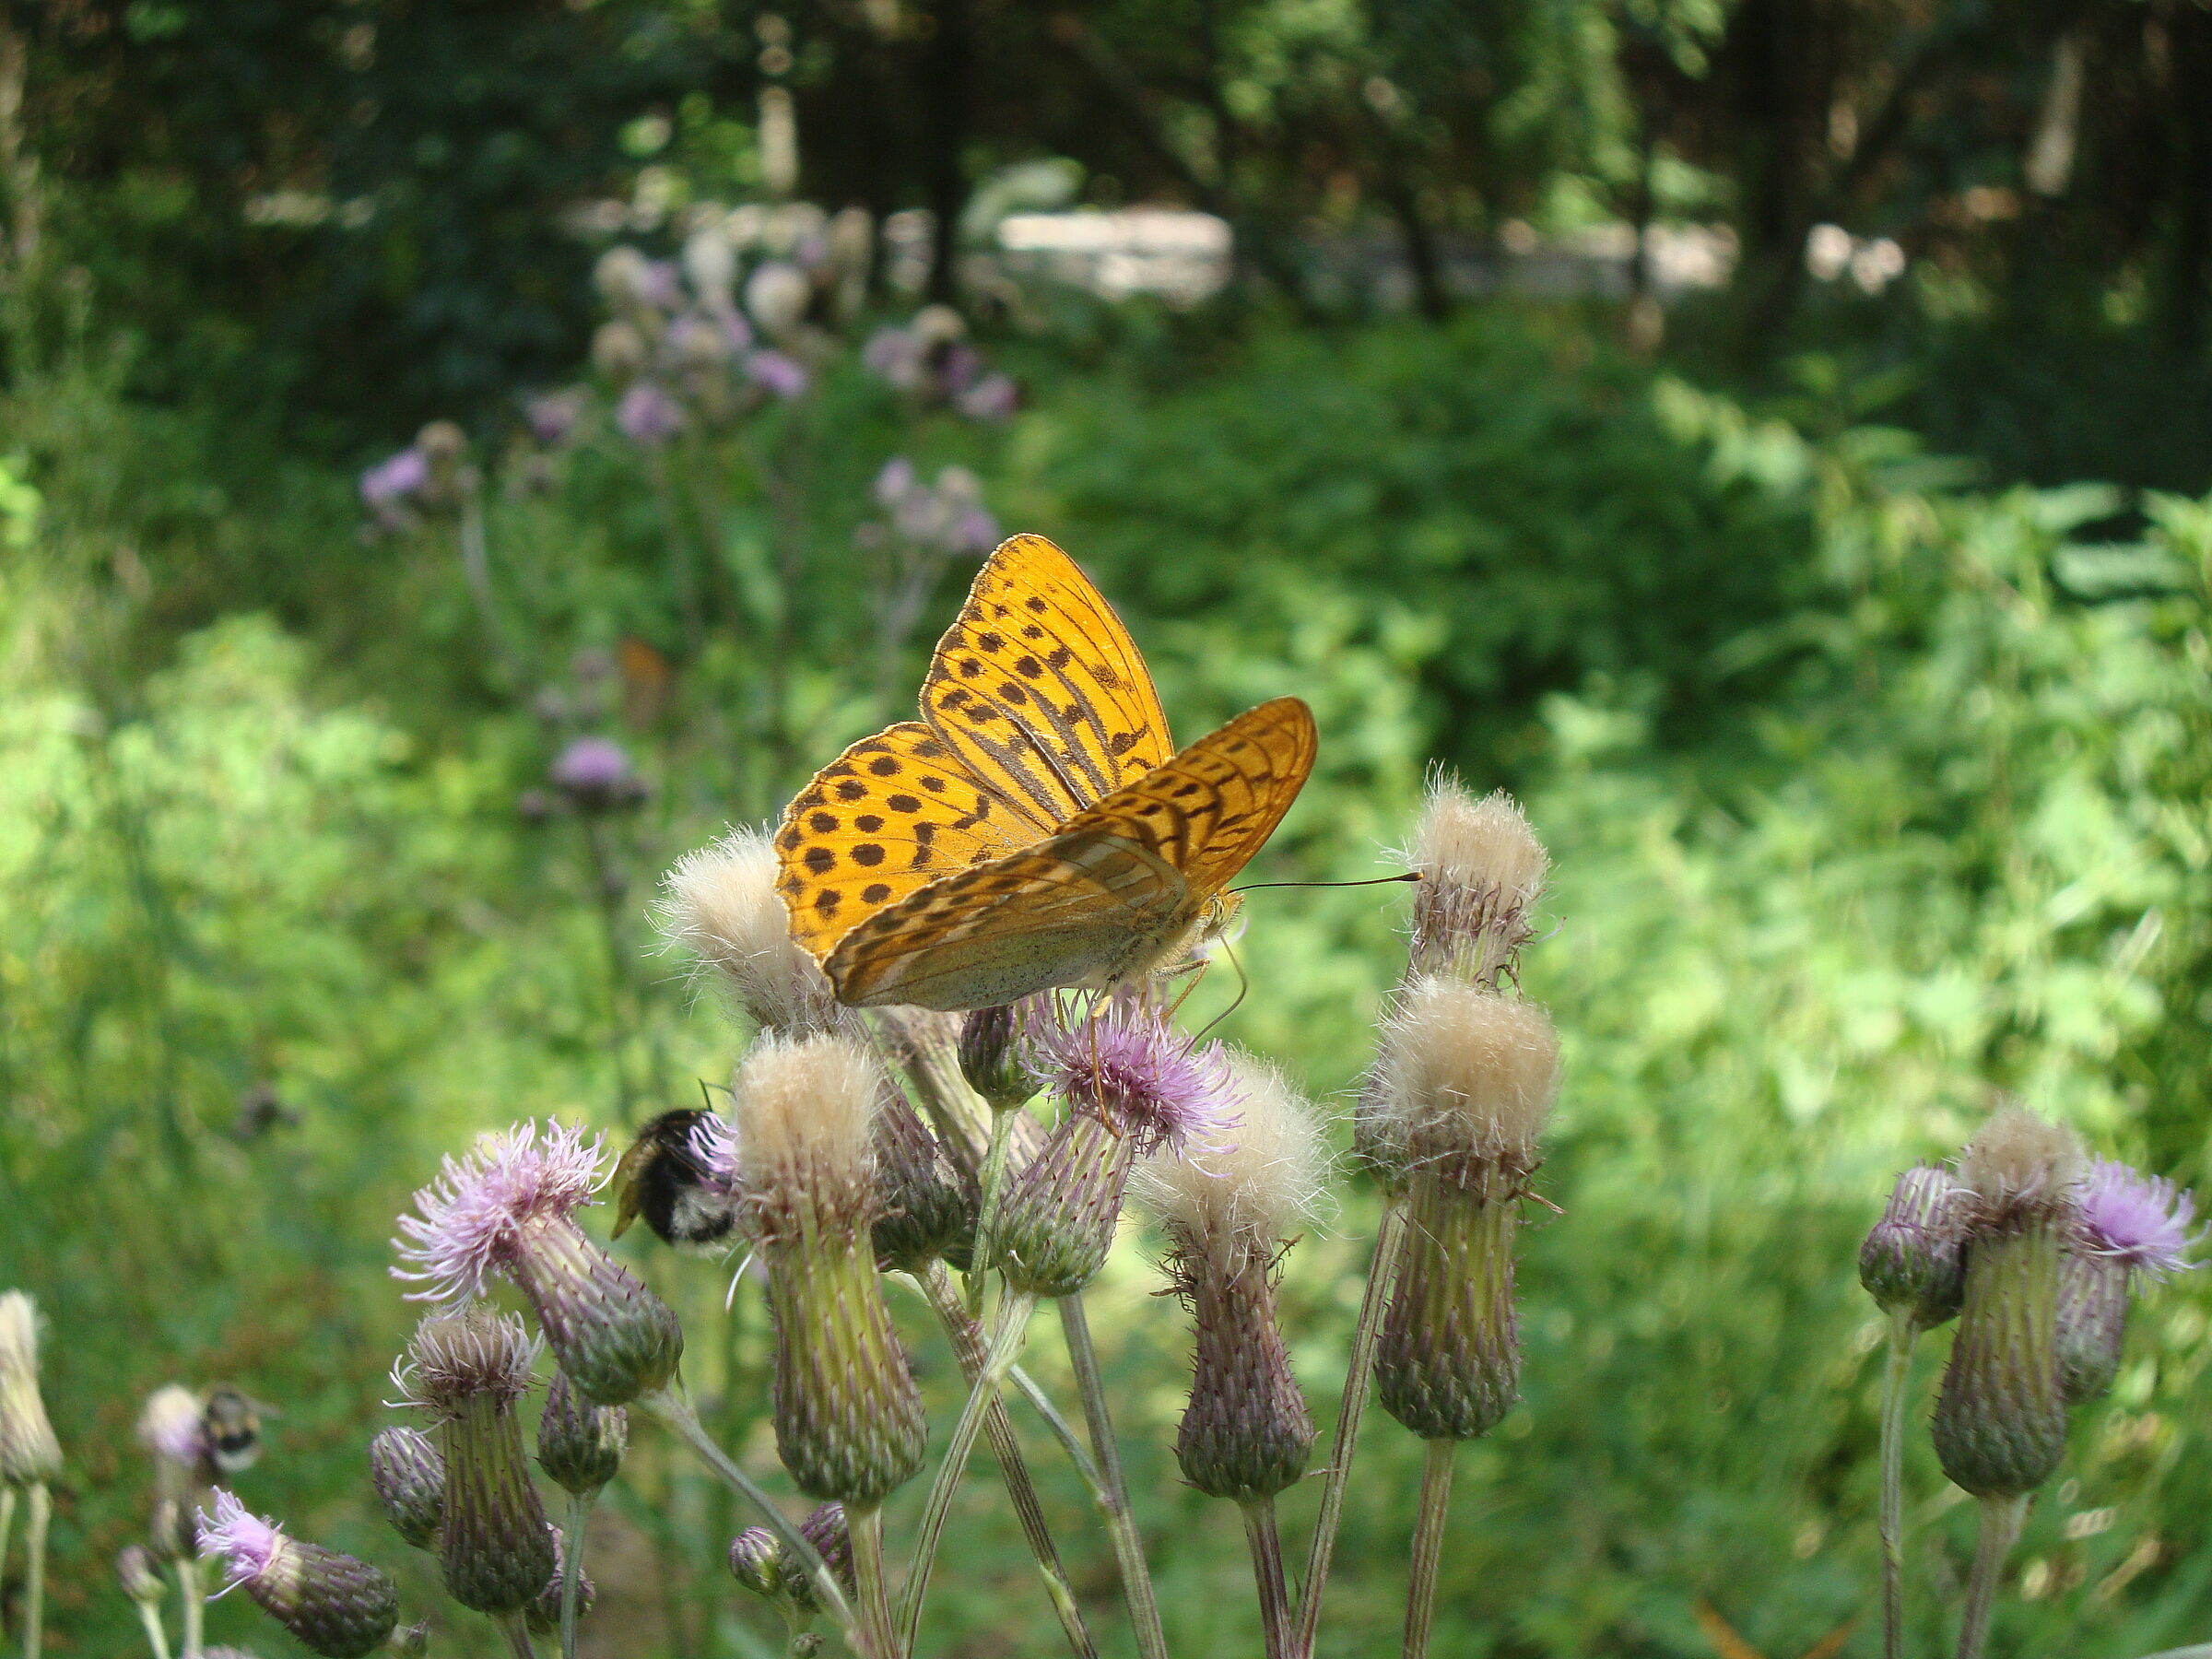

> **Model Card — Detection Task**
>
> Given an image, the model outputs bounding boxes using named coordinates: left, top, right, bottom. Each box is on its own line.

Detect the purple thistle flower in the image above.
left=615, top=382, right=686, bottom=446
left=2079, top=1159, right=2199, bottom=1279
left=549, top=737, right=646, bottom=812
left=636, top=259, right=685, bottom=312
left=200, top=1490, right=283, bottom=1592
left=747, top=350, right=810, bottom=401
left=359, top=448, right=429, bottom=507
left=688, top=1112, right=737, bottom=1189
left=392, top=1122, right=606, bottom=1304
left=1029, top=1002, right=1242, bottom=1155
left=198, top=1491, right=400, bottom=1659
left=955, top=371, right=1019, bottom=422
left=937, top=342, right=982, bottom=394
left=523, top=390, right=586, bottom=449
left=873, top=456, right=917, bottom=510
left=946, top=505, right=1001, bottom=555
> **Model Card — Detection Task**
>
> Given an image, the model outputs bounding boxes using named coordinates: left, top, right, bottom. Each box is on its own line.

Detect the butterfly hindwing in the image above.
left=775, top=721, right=1036, bottom=960
left=921, top=535, right=1175, bottom=826
left=827, top=828, right=1189, bottom=1009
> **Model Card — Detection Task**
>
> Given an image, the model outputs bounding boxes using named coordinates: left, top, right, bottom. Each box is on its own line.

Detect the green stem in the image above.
left=1058, top=1295, right=1170, bottom=1659
left=896, top=1291, right=1036, bottom=1653
left=0, top=1485, right=13, bottom=1641
left=1877, top=1311, right=1916, bottom=1659
left=635, top=1388, right=859, bottom=1640
left=915, top=1266, right=1098, bottom=1659
left=173, top=1555, right=203, bottom=1659
left=1007, top=1364, right=1105, bottom=1494
left=965, top=1106, right=1020, bottom=1317
left=558, top=1490, right=593, bottom=1659
left=1956, top=1493, right=2029, bottom=1659
left=1242, top=1498, right=1292, bottom=1659
left=495, top=1610, right=541, bottom=1659
left=1293, top=1201, right=1406, bottom=1659
left=847, top=1503, right=897, bottom=1659
left=132, top=1599, right=172, bottom=1659
left=1402, top=1441, right=1456, bottom=1659
left=20, top=1484, right=46, bottom=1659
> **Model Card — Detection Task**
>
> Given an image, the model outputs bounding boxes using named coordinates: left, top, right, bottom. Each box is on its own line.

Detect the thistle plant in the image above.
left=535, top=1370, right=627, bottom=1659
left=195, top=1492, right=400, bottom=1659
left=1, top=1292, right=61, bottom=1659
left=137, top=1382, right=216, bottom=1657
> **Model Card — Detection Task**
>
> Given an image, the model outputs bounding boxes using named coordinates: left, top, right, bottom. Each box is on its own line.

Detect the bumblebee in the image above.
left=611, top=1108, right=738, bottom=1250
left=200, top=1386, right=268, bottom=1476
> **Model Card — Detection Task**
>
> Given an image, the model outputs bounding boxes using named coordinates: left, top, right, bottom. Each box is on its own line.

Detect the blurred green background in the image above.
left=4, top=1, right=2211, bottom=1654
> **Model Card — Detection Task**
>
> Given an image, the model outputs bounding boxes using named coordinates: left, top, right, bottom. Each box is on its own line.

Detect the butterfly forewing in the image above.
left=921, top=535, right=1174, bottom=825
left=775, top=721, right=1036, bottom=960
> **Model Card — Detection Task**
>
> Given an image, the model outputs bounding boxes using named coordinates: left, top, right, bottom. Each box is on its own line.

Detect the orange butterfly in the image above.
left=775, top=535, right=1316, bottom=1011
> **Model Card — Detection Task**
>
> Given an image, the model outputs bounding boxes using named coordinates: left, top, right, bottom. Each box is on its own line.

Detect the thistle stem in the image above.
left=1877, top=1311, right=1916, bottom=1659
left=0, top=1486, right=13, bottom=1641
left=1059, top=1294, right=1171, bottom=1659
left=847, top=1503, right=898, bottom=1659
left=1242, top=1499, right=1293, bottom=1659
left=635, top=1387, right=859, bottom=1639
left=496, top=1610, right=542, bottom=1659
left=1294, top=1201, right=1406, bottom=1658
left=915, top=1265, right=1099, bottom=1658
left=132, top=1599, right=172, bottom=1659
left=965, top=1106, right=1020, bottom=1317
left=1956, top=1493, right=2029, bottom=1659
left=896, top=1290, right=1036, bottom=1654
left=19, top=1484, right=48, bottom=1659
left=1403, top=1440, right=1456, bottom=1659
left=558, top=1490, right=594, bottom=1659
left=173, top=1555, right=203, bottom=1659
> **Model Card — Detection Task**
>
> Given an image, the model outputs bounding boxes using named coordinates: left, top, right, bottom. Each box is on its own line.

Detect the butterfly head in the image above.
left=1197, top=888, right=1247, bottom=950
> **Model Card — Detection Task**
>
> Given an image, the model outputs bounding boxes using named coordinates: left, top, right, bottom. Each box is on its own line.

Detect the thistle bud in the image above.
left=1371, top=979, right=1559, bottom=1441
left=394, top=1120, right=683, bottom=1406
left=138, top=1382, right=213, bottom=1559
left=728, top=1525, right=788, bottom=1603
left=197, top=1490, right=401, bottom=1659
left=958, top=1004, right=1036, bottom=1112
left=0, top=1290, right=62, bottom=1487
left=398, top=1306, right=559, bottom=1616
left=730, top=1035, right=926, bottom=1504
left=536, top=1368, right=627, bottom=1497
left=661, top=830, right=842, bottom=1036
left=728, top=1501, right=854, bottom=1618
left=870, top=1086, right=978, bottom=1274
left=390, top=1623, right=430, bottom=1657
left=524, top=1533, right=597, bottom=1635
left=2056, top=1159, right=2200, bottom=1406
left=1860, top=1164, right=1970, bottom=1329
left=117, top=1543, right=167, bottom=1604
left=994, top=1112, right=1132, bottom=1298
left=1133, top=1055, right=1327, bottom=1501
left=369, top=1425, right=445, bottom=1549
left=1931, top=1109, right=2085, bottom=1499
left=1402, top=781, right=1548, bottom=987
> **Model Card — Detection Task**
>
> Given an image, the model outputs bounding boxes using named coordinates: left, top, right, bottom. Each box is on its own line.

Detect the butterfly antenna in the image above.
left=1230, top=872, right=1422, bottom=894
left=1189, top=937, right=1250, bottom=1046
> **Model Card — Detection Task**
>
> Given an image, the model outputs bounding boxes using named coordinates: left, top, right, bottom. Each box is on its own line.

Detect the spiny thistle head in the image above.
left=1365, top=975, right=1559, bottom=1194
left=661, top=829, right=841, bottom=1035
left=1860, top=1164, right=1971, bottom=1328
left=1955, top=1106, right=2086, bottom=1229
left=727, top=1526, right=786, bottom=1603
left=1402, top=780, right=1548, bottom=985
left=196, top=1491, right=401, bottom=1659
left=958, top=1002, right=1040, bottom=1111
left=368, top=1425, right=445, bottom=1549
left=1132, top=1052, right=1330, bottom=1268
left=1027, top=1000, right=1243, bottom=1155
left=523, top=1531, right=596, bottom=1636
left=728, top=1032, right=885, bottom=1241
left=536, top=1367, right=628, bottom=1497
left=395, top=1305, right=539, bottom=1420
left=785, top=1503, right=856, bottom=1613
left=394, top=1120, right=681, bottom=1405
left=870, top=1086, right=979, bottom=1274
left=0, top=1290, right=62, bottom=1486
left=2077, top=1159, right=2199, bottom=1279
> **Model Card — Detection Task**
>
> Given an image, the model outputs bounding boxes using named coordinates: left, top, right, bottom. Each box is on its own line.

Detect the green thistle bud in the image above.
left=994, top=1112, right=1132, bottom=1299
left=0, top=1291, right=63, bottom=1487
left=1371, top=981, right=1558, bottom=1441
left=1133, top=1055, right=1328, bottom=1502
left=870, top=1086, right=978, bottom=1274
left=369, top=1425, right=445, bottom=1549
left=781, top=1503, right=855, bottom=1614
left=730, top=1036, right=926, bottom=1504
left=2055, top=1251, right=2129, bottom=1407
left=727, top=1526, right=788, bottom=1603
left=1931, top=1109, right=2085, bottom=1499
left=1860, top=1164, right=1970, bottom=1329
left=536, top=1368, right=627, bottom=1497
left=958, top=1004, right=1036, bottom=1111
left=400, top=1306, right=558, bottom=1616
left=116, top=1543, right=167, bottom=1605
left=197, top=1491, right=401, bottom=1659
left=524, top=1529, right=596, bottom=1635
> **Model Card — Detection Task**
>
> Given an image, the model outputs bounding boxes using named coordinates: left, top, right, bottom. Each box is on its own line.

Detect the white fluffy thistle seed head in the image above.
left=659, top=829, right=841, bottom=1036
left=1369, top=975, right=1559, bottom=1191
left=1402, top=779, right=1549, bottom=986
left=730, top=1032, right=885, bottom=1239
left=1132, top=1053, right=1330, bottom=1263
left=1957, top=1106, right=2086, bottom=1227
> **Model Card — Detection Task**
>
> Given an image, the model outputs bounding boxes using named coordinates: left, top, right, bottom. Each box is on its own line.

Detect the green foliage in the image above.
left=6, top=311, right=2212, bottom=1655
